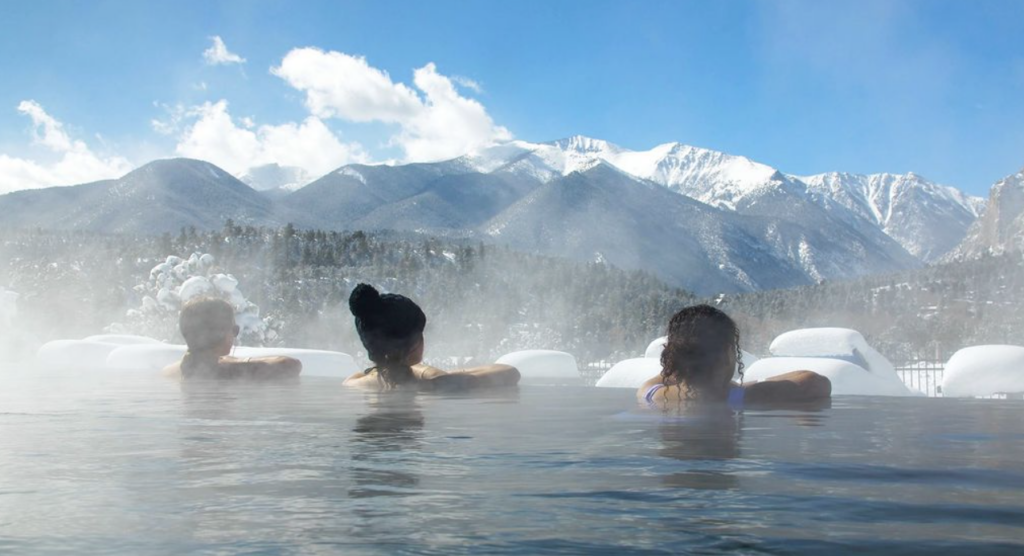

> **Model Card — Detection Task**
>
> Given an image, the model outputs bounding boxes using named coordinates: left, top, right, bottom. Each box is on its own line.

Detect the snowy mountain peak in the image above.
left=548, top=135, right=623, bottom=155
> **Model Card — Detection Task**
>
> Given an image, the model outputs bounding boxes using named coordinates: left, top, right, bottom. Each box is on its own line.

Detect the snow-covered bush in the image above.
left=107, top=253, right=282, bottom=345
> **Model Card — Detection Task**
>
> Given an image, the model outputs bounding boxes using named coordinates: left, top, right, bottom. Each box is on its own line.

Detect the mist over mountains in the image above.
left=0, top=136, right=1003, bottom=294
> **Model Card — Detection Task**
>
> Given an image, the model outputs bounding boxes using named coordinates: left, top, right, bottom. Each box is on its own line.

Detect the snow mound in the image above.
left=942, top=346, right=1024, bottom=398
left=595, top=358, right=661, bottom=388
left=770, top=328, right=896, bottom=376
left=744, top=357, right=912, bottom=396
left=84, top=334, right=163, bottom=345
left=233, top=347, right=357, bottom=377
left=37, top=340, right=122, bottom=370
left=496, top=350, right=579, bottom=379
left=644, top=336, right=667, bottom=359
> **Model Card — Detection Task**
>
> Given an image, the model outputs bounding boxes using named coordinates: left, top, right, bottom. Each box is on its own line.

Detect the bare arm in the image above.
left=426, top=364, right=521, bottom=390
left=743, top=371, right=831, bottom=404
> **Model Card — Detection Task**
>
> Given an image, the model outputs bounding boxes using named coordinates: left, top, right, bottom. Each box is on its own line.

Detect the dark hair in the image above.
left=179, top=297, right=236, bottom=376
left=659, top=304, right=743, bottom=400
left=349, top=283, right=427, bottom=388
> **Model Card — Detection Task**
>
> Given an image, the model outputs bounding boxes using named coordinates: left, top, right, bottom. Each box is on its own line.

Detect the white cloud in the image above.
left=271, top=48, right=421, bottom=123
left=272, top=48, right=510, bottom=162
left=203, top=36, right=246, bottom=65
left=0, top=101, right=132, bottom=193
left=451, top=75, right=483, bottom=94
left=173, top=99, right=367, bottom=177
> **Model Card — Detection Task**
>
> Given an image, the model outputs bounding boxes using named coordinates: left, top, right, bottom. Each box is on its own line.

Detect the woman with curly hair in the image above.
left=343, top=283, right=520, bottom=391
left=638, top=305, right=830, bottom=407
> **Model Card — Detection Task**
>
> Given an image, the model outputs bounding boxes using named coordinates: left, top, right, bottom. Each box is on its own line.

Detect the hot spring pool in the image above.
left=0, top=370, right=1023, bottom=554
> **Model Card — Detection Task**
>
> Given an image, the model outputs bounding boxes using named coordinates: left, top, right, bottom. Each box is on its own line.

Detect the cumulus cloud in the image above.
left=0, top=101, right=132, bottom=193
left=203, top=36, right=246, bottom=65
left=271, top=48, right=510, bottom=162
left=172, top=99, right=367, bottom=177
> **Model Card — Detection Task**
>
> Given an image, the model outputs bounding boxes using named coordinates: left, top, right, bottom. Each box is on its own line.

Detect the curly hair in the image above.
left=659, top=304, right=743, bottom=401
left=349, top=283, right=427, bottom=389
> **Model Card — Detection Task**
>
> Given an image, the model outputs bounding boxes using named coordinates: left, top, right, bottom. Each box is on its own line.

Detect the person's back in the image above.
left=342, top=283, right=519, bottom=391
left=638, top=305, right=830, bottom=408
left=163, top=297, right=301, bottom=381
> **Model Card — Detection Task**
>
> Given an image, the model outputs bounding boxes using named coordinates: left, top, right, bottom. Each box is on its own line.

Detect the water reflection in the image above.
left=658, top=407, right=743, bottom=490
left=349, top=391, right=425, bottom=499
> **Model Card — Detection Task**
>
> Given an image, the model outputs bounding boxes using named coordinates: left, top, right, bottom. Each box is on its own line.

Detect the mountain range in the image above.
left=0, top=136, right=1001, bottom=294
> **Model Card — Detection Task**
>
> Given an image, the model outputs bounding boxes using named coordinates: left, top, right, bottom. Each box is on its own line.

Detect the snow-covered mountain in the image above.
left=456, top=136, right=982, bottom=260
left=950, top=168, right=1024, bottom=259
left=0, top=159, right=292, bottom=233
left=0, top=136, right=988, bottom=294
left=798, top=172, right=984, bottom=261
left=482, top=162, right=914, bottom=293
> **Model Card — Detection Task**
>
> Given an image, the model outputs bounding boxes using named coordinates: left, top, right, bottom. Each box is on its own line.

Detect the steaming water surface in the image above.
left=1, top=370, right=1023, bottom=555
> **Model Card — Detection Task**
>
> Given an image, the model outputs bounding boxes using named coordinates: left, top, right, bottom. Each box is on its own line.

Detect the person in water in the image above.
left=343, top=283, right=520, bottom=390
left=162, top=297, right=302, bottom=380
left=639, top=305, right=830, bottom=407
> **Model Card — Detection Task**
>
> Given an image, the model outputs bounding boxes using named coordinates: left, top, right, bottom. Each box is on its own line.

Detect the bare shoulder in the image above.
left=161, top=361, right=182, bottom=379
left=343, top=370, right=377, bottom=388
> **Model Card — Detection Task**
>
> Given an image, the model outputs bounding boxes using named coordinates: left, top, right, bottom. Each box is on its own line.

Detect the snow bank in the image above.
left=644, top=336, right=668, bottom=359
left=770, top=328, right=895, bottom=375
left=595, top=358, right=661, bottom=388
left=496, top=350, right=580, bottom=379
left=106, top=344, right=188, bottom=371
left=745, top=356, right=911, bottom=396
left=37, top=340, right=122, bottom=369
left=751, top=328, right=910, bottom=396
left=233, top=347, right=358, bottom=378
left=83, top=334, right=163, bottom=345
left=942, top=345, right=1024, bottom=398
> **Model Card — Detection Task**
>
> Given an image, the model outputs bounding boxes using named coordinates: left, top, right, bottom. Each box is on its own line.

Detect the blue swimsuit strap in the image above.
left=643, top=383, right=665, bottom=405
left=727, top=386, right=745, bottom=408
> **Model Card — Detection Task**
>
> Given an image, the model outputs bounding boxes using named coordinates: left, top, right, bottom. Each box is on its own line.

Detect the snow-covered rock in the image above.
left=942, top=345, right=1024, bottom=397
left=495, top=350, right=579, bottom=379
left=37, top=340, right=122, bottom=369
left=744, top=356, right=912, bottom=396
left=644, top=336, right=668, bottom=359
left=770, top=328, right=896, bottom=376
left=595, top=358, right=661, bottom=388
left=83, top=334, right=163, bottom=345
left=754, top=328, right=910, bottom=396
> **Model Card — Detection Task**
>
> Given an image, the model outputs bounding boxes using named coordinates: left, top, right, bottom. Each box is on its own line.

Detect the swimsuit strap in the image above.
left=727, top=386, right=745, bottom=408
left=643, top=383, right=665, bottom=405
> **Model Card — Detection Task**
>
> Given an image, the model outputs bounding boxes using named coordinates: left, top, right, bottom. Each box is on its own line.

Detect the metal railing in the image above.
left=894, top=362, right=944, bottom=397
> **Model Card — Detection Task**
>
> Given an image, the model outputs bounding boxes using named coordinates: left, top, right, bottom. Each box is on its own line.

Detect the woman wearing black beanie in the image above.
left=343, top=283, right=520, bottom=390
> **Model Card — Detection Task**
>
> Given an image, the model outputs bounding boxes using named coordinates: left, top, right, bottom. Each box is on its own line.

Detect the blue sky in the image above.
left=1, top=0, right=1022, bottom=195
